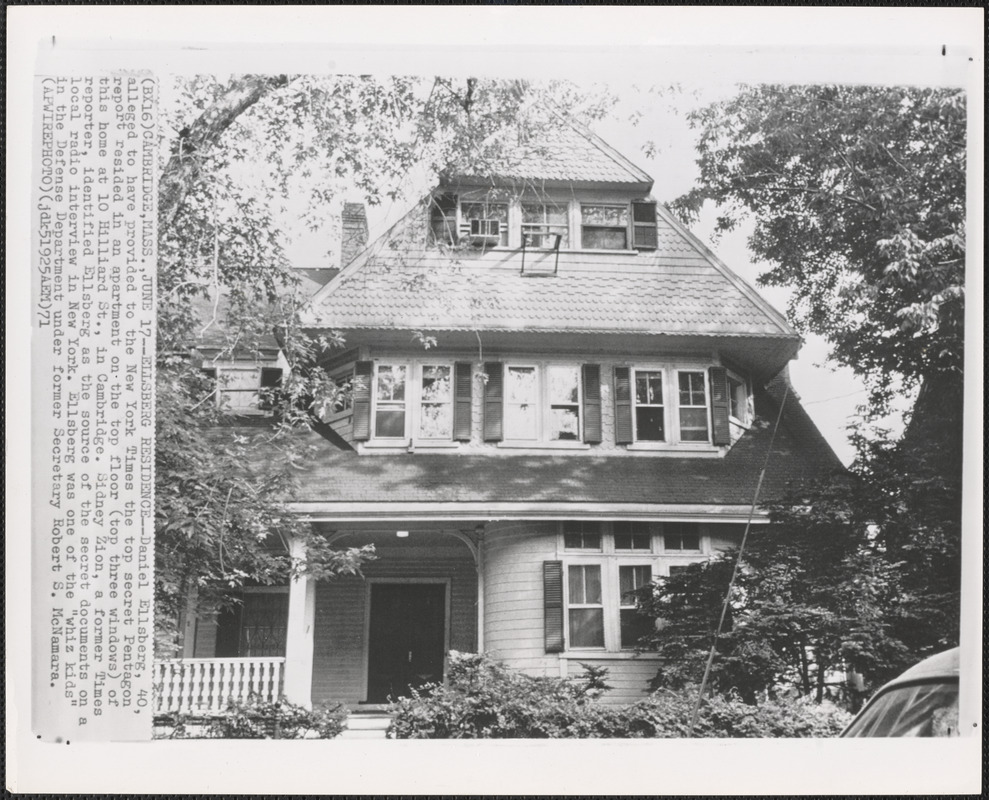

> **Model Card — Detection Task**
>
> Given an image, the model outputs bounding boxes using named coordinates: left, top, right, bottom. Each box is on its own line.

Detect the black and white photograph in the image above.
left=7, top=6, right=982, bottom=795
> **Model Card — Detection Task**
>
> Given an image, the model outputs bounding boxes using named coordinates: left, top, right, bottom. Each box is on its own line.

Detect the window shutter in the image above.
left=482, top=362, right=504, bottom=442
left=631, top=201, right=658, bottom=251
left=352, top=361, right=373, bottom=441
left=453, top=361, right=473, bottom=441
left=581, top=364, right=602, bottom=444
left=429, top=193, right=459, bottom=246
left=709, top=366, right=731, bottom=446
left=543, top=560, right=565, bottom=653
left=614, top=366, right=633, bottom=444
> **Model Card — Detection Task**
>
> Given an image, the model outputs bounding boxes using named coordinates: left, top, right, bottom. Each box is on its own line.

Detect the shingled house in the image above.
left=156, top=124, right=841, bottom=717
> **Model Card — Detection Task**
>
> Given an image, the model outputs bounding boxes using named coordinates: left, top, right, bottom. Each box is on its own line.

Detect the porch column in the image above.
left=283, top=536, right=316, bottom=708
left=180, top=584, right=199, bottom=657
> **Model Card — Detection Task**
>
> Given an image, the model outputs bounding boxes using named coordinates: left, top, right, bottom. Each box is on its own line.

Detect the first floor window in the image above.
left=678, top=371, right=710, bottom=441
left=215, top=590, right=289, bottom=658
left=563, top=521, right=603, bottom=551
left=419, top=365, right=453, bottom=438
left=634, top=370, right=666, bottom=441
left=614, top=521, right=652, bottom=551
left=505, top=365, right=538, bottom=440
left=664, top=522, right=701, bottom=552
left=619, top=565, right=654, bottom=648
left=581, top=204, right=629, bottom=250
left=547, top=365, right=581, bottom=441
left=568, top=564, right=604, bottom=648
left=375, top=364, right=407, bottom=437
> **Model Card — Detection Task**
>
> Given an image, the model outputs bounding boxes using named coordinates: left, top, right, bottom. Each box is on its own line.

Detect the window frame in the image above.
left=371, top=362, right=410, bottom=441
left=566, top=562, right=607, bottom=650
left=521, top=200, right=570, bottom=249
left=675, top=369, right=712, bottom=444
left=503, top=362, right=542, bottom=442
left=727, top=370, right=751, bottom=426
left=580, top=203, right=631, bottom=251
left=661, top=522, right=704, bottom=554
left=460, top=199, right=510, bottom=247
left=545, top=363, right=583, bottom=443
left=558, top=522, right=711, bottom=652
left=416, top=362, right=456, bottom=441
left=632, top=368, right=668, bottom=443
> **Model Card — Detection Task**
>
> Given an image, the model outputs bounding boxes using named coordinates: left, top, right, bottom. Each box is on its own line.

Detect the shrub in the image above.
left=155, top=696, right=347, bottom=739
left=387, top=652, right=852, bottom=739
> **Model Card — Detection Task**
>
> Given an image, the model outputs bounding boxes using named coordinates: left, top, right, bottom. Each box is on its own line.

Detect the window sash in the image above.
left=581, top=204, right=629, bottom=250
left=633, top=370, right=666, bottom=442
left=504, top=365, right=539, bottom=440
left=419, top=364, right=453, bottom=439
left=663, top=523, right=702, bottom=552
left=567, top=564, right=605, bottom=648
left=677, top=371, right=710, bottom=442
left=522, top=202, right=569, bottom=248
left=546, top=365, right=581, bottom=441
left=374, top=364, right=407, bottom=438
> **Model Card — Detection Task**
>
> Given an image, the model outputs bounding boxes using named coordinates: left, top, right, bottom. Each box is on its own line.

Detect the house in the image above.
left=155, top=123, right=841, bottom=716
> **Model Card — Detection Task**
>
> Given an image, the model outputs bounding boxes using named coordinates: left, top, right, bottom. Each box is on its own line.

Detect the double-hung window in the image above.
left=581, top=204, right=629, bottom=250
left=522, top=202, right=569, bottom=249
left=568, top=564, right=605, bottom=648
left=677, top=371, right=710, bottom=442
left=633, top=370, right=666, bottom=441
left=619, top=565, right=654, bottom=649
left=374, top=364, right=407, bottom=438
left=547, top=365, right=581, bottom=441
left=504, top=365, right=539, bottom=440
left=418, top=365, right=453, bottom=439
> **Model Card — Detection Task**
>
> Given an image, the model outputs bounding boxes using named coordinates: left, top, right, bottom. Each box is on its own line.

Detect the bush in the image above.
left=387, top=652, right=852, bottom=739
left=155, top=696, right=347, bottom=739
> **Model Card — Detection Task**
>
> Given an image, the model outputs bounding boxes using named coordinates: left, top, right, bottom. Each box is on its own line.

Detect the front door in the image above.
left=366, top=583, right=446, bottom=703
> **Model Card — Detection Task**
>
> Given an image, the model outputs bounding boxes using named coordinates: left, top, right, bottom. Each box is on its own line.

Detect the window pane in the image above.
left=505, top=402, right=537, bottom=439
left=547, top=366, right=579, bottom=404
left=614, top=522, right=651, bottom=550
left=564, top=532, right=602, bottom=550
left=568, top=564, right=602, bottom=604
left=419, top=403, right=453, bottom=438
left=377, top=365, right=406, bottom=402
left=569, top=609, right=605, bottom=648
left=375, top=408, right=405, bottom=438
left=421, top=366, right=451, bottom=402
left=678, top=372, right=706, bottom=405
left=583, top=205, right=628, bottom=226
left=636, top=407, right=666, bottom=441
left=549, top=407, right=579, bottom=440
left=582, top=228, right=627, bottom=250
left=620, top=609, right=654, bottom=649
left=507, top=367, right=536, bottom=403
left=679, top=408, right=709, bottom=441
left=635, top=371, right=663, bottom=405
left=619, top=565, right=652, bottom=598
left=665, top=524, right=701, bottom=551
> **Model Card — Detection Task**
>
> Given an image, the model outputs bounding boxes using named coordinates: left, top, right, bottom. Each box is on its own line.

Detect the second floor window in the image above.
left=634, top=370, right=666, bottom=441
left=547, top=365, right=581, bottom=441
left=677, top=371, right=710, bottom=442
left=419, top=365, right=453, bottom=439
left=375, top=364, right=407, bottom=438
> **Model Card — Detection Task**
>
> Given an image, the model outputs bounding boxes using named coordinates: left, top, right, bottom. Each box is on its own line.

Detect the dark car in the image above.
left=841, top=648, right=960, bottom=737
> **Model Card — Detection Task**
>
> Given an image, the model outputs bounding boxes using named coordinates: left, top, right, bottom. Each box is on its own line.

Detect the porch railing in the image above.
left=154, top=657, right=286, bottom=714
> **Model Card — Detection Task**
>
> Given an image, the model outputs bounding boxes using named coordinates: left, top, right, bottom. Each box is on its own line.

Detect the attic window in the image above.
left=581, top=205, right=628, bottom=250
left=522, top=202, right=569, bottom=248
left=461, top=202, right=508, bottom=246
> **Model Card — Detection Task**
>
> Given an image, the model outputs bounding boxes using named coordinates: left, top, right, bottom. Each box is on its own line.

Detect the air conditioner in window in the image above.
left=467, top=218, right=501, bottom=246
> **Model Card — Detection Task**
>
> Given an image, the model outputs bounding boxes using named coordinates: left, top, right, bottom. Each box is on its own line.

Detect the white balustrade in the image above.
left=154, top=657, right=286, bottom=714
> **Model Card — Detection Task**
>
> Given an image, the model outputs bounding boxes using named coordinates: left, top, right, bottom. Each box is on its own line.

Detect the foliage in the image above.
left=671, top=84, right=966, bottom=409
left=154, top=696, right=347, bottom=739
left=387, top=652, right=850, bottom=739
left=637, top=474, right=920, bottom=707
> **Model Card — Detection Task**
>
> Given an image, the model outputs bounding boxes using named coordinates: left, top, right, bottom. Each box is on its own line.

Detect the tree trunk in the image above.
left=158, top=74, right=289, bottom=232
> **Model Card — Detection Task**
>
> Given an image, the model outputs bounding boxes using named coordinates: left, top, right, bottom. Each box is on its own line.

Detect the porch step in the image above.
left=341, top=712, right=392, bottom=739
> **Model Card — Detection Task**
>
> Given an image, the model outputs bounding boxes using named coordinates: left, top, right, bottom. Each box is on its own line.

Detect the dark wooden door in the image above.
left=367, top=583, right=446, bottom=702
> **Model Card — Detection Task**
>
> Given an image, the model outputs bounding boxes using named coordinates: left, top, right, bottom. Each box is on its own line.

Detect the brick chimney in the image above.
left=340, top=202, right=369, bottom=268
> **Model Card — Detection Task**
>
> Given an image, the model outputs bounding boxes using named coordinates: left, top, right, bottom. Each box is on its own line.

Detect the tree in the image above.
left=671, top=85, right=966, bottom=422
left=638, top=477, right=914, bottom=707
left=154, top=74, right=611, bottom=648
left=647, top=85, right=966, bottom=692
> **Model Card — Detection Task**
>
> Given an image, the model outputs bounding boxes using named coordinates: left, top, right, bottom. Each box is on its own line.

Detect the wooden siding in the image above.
left=481, top=522, right=561, bottom=676
left=566, top=657, right=660, bottom=705
left=311, top=533, right=477, bottom=706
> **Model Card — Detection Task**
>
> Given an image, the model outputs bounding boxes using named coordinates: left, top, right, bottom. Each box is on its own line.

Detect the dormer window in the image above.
left=461, top=202, right=508, bottom=247
left=581, top=204, right=629, bottom=250
left=201, top=364, right=282, bottom=415
left=522, top=202, right=569, bottom=248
